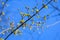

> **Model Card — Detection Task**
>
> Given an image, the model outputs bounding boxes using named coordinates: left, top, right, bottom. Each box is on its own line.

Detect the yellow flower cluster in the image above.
left=13, top=29, right=22, bottom=35
left=20, top=20, right=25, bottom=23
left=0, top=38, right=4, bottom=40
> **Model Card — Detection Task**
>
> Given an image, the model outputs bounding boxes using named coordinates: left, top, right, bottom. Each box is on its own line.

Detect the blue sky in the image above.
left=0, top=0, right=60, bottom=40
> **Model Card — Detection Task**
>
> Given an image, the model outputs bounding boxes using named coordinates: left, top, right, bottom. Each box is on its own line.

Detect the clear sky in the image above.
left=0, top=0, right=60, bottom=40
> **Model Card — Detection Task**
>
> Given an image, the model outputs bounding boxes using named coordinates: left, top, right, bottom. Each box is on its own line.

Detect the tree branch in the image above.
left=4, top=0, right=53, bottom=40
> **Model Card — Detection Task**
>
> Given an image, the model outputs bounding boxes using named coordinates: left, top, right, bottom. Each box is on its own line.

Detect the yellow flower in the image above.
left=37, top=15, right=40, bottom=18
left=10, top=22, right=14, bottom=28
left=32, top=21, right=34, bottom=24
left=2, top=32, right=5, bottom=35
left=36, top=9, right=39, bottom=13
left=24, top=14, right=30, bottom=16
left=43, top=4, right=48, bottom=9
left=31, top=9, right=34, bottom=12
left=20, top=20, right=26, bottom=28
left=44, top=16, right=46, bottom=20
left=29, top=26, right=32, bottom=30
left=20, top=20, right=25, bottom=23
left=2, top=2, right=4, bottom=5
left=14, top=29, right=22, bottom=35
left=2, top=12, right=5, bottom=16
left=36, top=23, right=40, bottom=26
left=20, top=12, right=24, bottom=15
left=0, top=38, right=4, bottom=40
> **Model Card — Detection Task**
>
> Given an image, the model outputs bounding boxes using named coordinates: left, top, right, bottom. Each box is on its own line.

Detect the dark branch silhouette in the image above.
left=50, top=4, right=60, bottom=12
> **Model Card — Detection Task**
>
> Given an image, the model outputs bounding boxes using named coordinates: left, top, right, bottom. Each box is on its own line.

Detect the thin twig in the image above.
left=47, top=21, right=60, bottom=27
left=50, top=4, right=60, bottom=12
left=0, top=0, right=8, bottom=16
left=0, top=28, right=12, bottom=34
